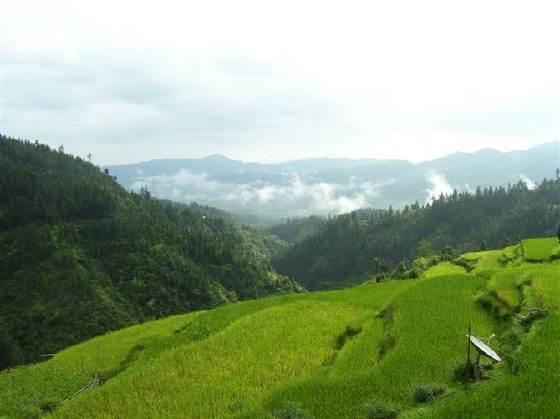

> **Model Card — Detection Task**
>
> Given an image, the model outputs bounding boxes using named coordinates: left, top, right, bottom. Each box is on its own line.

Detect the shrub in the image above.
left=39, top=398, right=59, bottom=413
left=412, top=384, right=446, bottom=403
left=453, top=361, right=475, bottom=383
left=518, top=308, right=549, bottom=326
left=364, top=400, right=397, bottom=419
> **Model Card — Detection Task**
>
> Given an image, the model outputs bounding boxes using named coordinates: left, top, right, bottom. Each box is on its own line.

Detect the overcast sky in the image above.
left=1, top=0, right=558, bottom=165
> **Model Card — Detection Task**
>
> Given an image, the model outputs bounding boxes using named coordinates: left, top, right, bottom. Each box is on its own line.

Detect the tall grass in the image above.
left=423, top=262, right=466, bottom=277
left=261, top=274, right=493, bottom=418
left=410, top=263, right=560, bottom=418
left=1, top=242, right=559, bottom=418
left=0, top=313, right=195, bottom=418
left=51, top=301, right=371, bottom=418
left=522, top=237, right=558, bottom=262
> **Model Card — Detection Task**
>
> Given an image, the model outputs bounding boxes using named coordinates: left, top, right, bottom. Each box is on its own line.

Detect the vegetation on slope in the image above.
left=0, top=136, right=300, bottom=370
left=521, top=237, right=559, bottom=262
left=2, top=238, right=557, bottom=418
left=412, top=258, right=560, bottom=418
left=273, top=178, right=560, bottom=289
left=267, top=216, right=327, bottom=243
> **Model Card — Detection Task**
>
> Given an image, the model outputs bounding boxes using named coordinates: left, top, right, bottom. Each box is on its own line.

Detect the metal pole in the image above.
left=467, top=323, right=471, bottom=363
left=475, top=352, right=481, bottom=381
left=465, top=322, right=472, bottom=382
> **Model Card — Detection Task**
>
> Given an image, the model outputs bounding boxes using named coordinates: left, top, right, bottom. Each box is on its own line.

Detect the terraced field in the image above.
left=1, top=238, right=558, bottom=418
left=522, top=237, right=559, bottom=262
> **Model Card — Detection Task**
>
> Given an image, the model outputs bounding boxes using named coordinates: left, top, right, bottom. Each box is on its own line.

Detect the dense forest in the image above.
left=273, top=177, right=560, bottom=289
left=0, top=136, right=300, bottom=370
left=267, top=216, right=327, bottom=242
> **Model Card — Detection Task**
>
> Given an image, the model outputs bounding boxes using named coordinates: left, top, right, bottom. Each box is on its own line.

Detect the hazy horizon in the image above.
left=103, top=140, right=558, bottom=166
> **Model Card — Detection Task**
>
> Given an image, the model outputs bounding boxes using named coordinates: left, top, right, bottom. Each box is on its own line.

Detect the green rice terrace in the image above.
left=1, top=238, right=559, bottom=419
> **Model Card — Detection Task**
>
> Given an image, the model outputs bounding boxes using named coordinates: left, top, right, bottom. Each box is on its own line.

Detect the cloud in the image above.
left=425, top=172, right=454, bottom=202
left=131, top=170, right=391, bottom=216
left=0, top=1, right=558, bottom=165
left=519, top=174, right=536, bottom=190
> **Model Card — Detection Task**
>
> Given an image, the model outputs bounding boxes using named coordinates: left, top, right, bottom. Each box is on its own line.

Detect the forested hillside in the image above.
left=267, top=216, right=326, bottom=243
left=0, top=136, right=300, bottom=370
left=274, top=179, right=560, bottom=289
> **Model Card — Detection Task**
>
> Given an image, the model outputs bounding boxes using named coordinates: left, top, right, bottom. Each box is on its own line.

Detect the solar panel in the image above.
left=468, top=335, right=502, bottom=362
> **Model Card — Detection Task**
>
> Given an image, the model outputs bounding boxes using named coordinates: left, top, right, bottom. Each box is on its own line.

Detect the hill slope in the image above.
left=1, top=238, right=558, bottom=418
left=0, top=136, right=299, bottom=370
left=273, top=180, right=560, bottom=289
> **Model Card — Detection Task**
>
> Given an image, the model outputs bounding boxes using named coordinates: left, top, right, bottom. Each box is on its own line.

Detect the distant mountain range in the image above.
left=107, top=142, right=559, bottom=217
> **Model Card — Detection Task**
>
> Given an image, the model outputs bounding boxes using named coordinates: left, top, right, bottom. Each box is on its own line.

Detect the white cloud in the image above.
left=1, top=0, right=558, bottom=164
left=131, top=171, right=390, bottom=215
left=519, top=174, right=537, bottom=190
left=425, top=172, right=454, bottom=202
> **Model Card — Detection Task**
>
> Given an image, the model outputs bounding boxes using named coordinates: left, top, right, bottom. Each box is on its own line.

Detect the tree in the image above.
left=440, top=246, right=453, bottom=261
left=416, top=239, right=435, bottom=258
left=0, top=330, right=23, bottom=369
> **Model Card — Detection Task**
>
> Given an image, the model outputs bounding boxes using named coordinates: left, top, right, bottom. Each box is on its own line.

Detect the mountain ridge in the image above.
left=107, top=141, right=557, bottom=168
left=106, top=142, right=559, bottom=218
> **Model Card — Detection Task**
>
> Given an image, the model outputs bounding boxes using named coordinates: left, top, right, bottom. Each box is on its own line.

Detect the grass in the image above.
left=408, top=261, right=560, bottom=419
left=260, top=274, right=493, bottom=418
left=0, top=313, right=196, bottom=418
left=1, top=238, right=559, bottom=418
left=52, top=300, right=372, bottom=418
left=423, top=262, right=466, bottom=277
left=486, top=266, right=531, bottom=312
left=471, top=250, right=506, bottom=277
left=453, top=250, right=505, bottom=277
left=522, top=237, right=559, bottom=262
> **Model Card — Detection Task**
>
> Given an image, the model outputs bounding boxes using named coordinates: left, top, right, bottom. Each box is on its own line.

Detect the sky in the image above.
left=0, top=0, right=558, bottom=165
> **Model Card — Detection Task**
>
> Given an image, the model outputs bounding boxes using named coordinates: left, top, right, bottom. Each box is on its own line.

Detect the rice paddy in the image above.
left=522, top=237, right=559, bottom=262
left=1, top=238, right=558, bottom=418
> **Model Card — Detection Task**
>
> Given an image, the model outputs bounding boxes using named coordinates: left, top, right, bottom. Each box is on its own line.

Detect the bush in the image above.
left=412, top=384, right=446, bottom=403
left=364, top=400, right=397, bottom=419
left=39, top=398, right=59, bottom=413
left=453, top=361, right=475, bottom=383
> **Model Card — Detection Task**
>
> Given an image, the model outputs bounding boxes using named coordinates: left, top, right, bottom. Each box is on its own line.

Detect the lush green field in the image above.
left=1, top=238, right=558, bottom=418
left=410, top=261, right=560, bottom=419
left=522, top=237, right=559, bottom=262
left=423, top=262, right=465, bottom=277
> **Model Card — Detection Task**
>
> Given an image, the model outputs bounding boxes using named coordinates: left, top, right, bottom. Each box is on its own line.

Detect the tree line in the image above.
left=273, top=177, right=560, bottom=289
